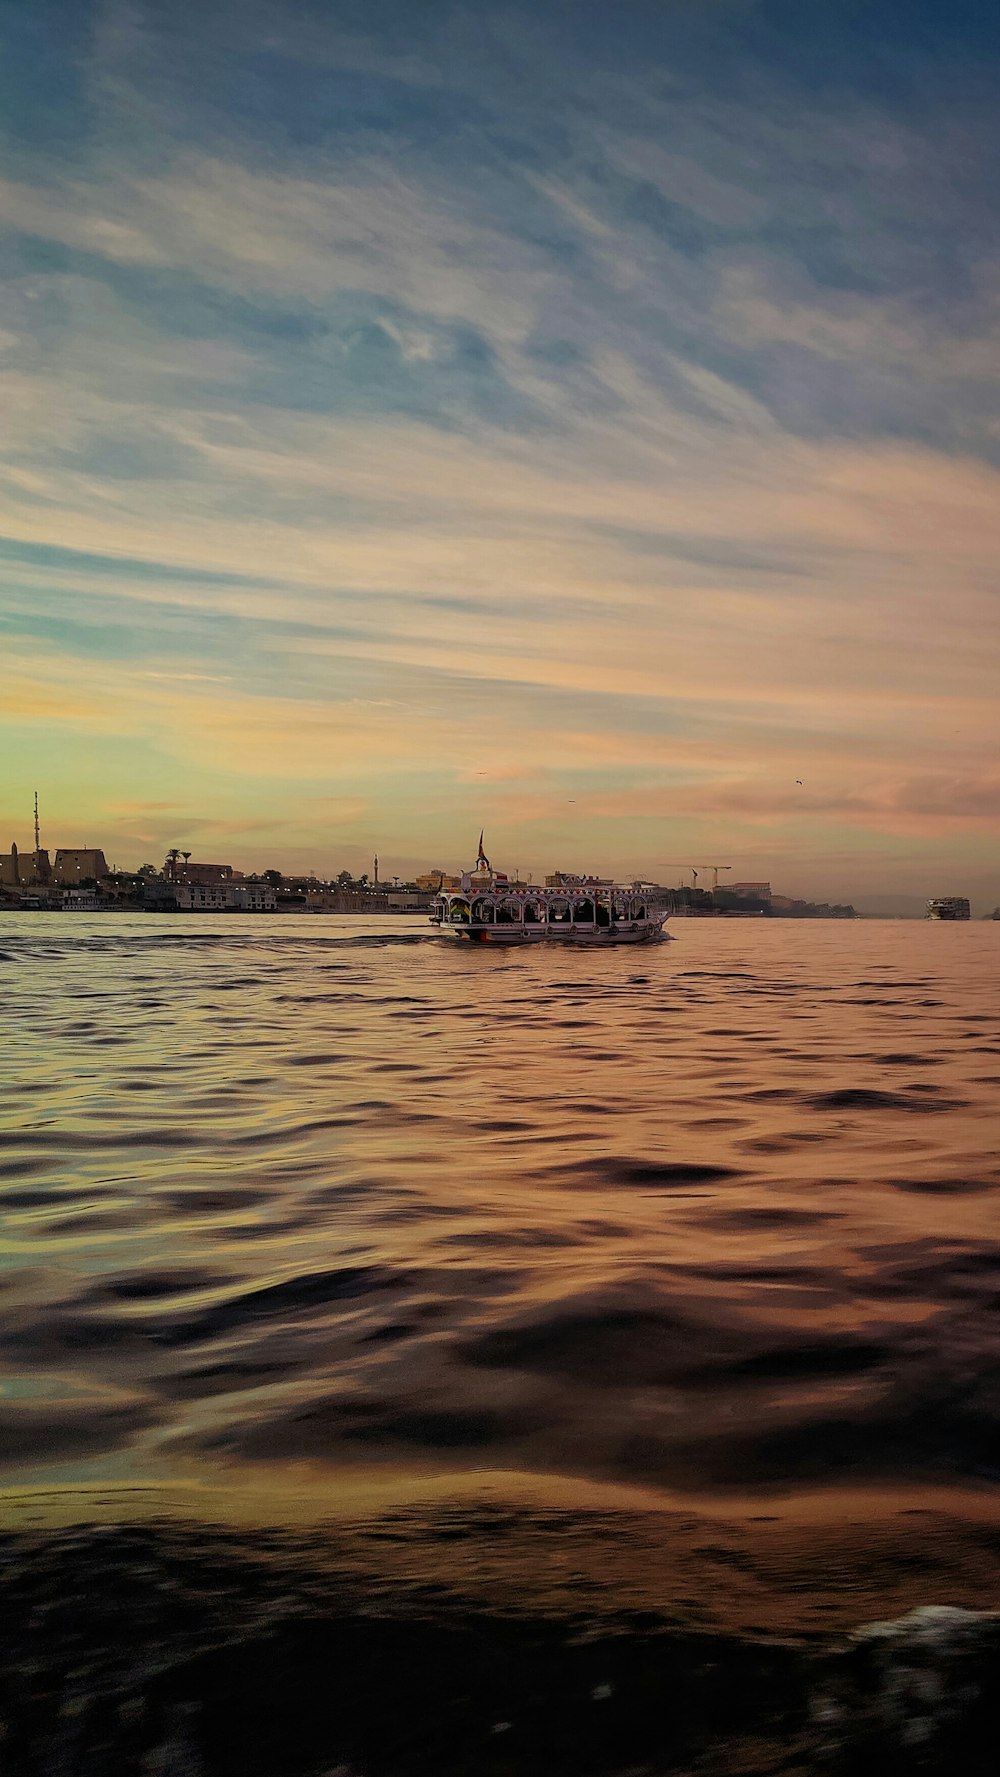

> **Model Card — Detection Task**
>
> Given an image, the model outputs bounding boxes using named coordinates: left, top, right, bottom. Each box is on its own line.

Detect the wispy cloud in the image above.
left=2, top=0, right=999, bottom=896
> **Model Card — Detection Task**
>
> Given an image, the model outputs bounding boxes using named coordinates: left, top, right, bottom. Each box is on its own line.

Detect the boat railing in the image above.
left=432, top=886, right=663, bottom=926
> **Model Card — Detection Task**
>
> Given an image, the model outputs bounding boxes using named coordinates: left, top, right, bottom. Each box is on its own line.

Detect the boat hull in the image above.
left=435, top=922, right=666, bottom=945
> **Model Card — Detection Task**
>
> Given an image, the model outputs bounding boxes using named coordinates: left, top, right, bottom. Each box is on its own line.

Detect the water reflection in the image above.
left=1, top=915, right=998, bottom=1506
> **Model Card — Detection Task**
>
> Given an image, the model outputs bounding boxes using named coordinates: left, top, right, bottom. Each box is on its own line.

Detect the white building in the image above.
left=174, top=883, right=276, bottom=912
left=233, top=883, right=277, bottom=911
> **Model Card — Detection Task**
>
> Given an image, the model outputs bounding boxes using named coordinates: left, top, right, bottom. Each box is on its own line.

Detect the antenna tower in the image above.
left=33, top=790, right=40, bottom=855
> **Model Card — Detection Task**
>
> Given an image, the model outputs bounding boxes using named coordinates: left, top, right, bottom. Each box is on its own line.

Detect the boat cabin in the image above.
left=433, top=888, right=650, bottom=929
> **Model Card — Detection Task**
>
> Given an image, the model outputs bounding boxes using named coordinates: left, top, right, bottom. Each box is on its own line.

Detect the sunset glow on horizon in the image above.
left=3, top=0, right=999, bottom=910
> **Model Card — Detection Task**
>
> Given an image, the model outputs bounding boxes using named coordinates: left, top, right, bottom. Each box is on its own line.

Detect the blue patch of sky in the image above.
left=590, top=527, right=825, bottom=579
left=0, top=232, right=69, bottom=280
left=272, top=647, right=721, bottom=742
left=0, top=236, right=326, bottom=364
left=15, top=0, right=1000, bottom=173
left=708, top=0, right=1000, bottom=100
left=197, top=54, right=489, bottom=154
left=0, top=587, right=378, bottom=671
left=491, top=0, right=1000, bottom=102
left=48, top=431, right=204, bottom=485
left=2, top=238, right=335, bottom=345
left=6, top=0, right=1000, bottom=459
left=522, top=337, right=587, bottom=370
left=0, top=537, right=282, bottom=589
left=52, top=6, right=506, bottom=178
left=718, top=337, right=1000, bottom=459
left=0, top=603, right=235, bottom=664
left=0, top=543, right=590, bottom=645
left=242, top=310, right=534, bottom=429
left=1, top=565, right=578, bottom=695
left=2, top=229, right=541, bottom=432
left=0, top=0, right=93, bottom=165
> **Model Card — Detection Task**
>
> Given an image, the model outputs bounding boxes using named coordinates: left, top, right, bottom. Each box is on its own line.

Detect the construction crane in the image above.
left=661, top=864, right=732, bottom=890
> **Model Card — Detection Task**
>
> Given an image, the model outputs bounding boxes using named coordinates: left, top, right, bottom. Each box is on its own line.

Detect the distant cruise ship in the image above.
left=926, top=897, right=971, bottom=920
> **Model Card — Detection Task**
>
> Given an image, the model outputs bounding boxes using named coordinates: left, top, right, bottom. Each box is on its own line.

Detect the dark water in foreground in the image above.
left=2, top=913, right=999, bottom=1772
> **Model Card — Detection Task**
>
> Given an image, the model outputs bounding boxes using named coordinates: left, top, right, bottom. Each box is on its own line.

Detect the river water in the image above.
left=2, top=913, right=999, bottom=1772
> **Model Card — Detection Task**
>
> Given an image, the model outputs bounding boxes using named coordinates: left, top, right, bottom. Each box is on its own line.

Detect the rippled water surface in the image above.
left=2, top=912, right=999, bottom=1513
left=4, top=912, right=1000, bottom=1771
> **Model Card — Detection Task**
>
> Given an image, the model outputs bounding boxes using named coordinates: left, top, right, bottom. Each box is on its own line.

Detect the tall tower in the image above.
left=28, top=791, right=51, bottom=887
left=373, top=854, right=379, bottom=885
left=30, top=791, right=47, bottom=885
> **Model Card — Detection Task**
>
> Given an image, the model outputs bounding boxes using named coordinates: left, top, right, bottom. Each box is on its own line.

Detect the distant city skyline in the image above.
left=2, top=1, right=999, bottom=911
left=0, top=804, right=990, bottom=917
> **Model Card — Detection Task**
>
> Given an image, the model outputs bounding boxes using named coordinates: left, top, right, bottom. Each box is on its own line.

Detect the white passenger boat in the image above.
left=926, top=897, right=971, bottom=921
left=429, top=838, right=668, bottom=946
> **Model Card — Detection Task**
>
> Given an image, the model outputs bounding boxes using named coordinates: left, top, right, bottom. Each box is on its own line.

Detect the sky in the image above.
left=2, top=0, right=999, bottom=908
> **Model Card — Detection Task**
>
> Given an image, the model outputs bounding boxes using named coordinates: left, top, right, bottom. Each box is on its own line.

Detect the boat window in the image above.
left=450, top=898, right=471, bottom=924
left=523, top=901, right=542, bottom=923
left=471, top=899, right=494, bottom=923
left=572, top=898, right=595, bottom=923
left=596, top=901, right=611, bottom=927
left=631, top=902, right=646, bottom=920
left=547, top=898, right=571, bottom=923
left=496, top=899, right=522, bottom=924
